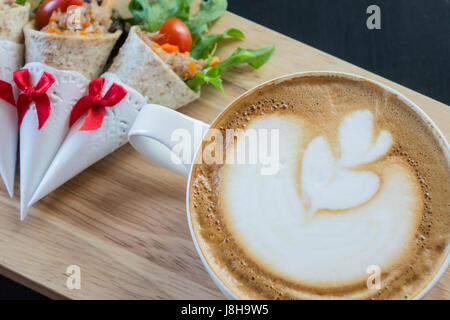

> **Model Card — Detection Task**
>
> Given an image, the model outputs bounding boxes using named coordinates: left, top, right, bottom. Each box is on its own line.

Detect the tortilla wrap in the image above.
left=109, top=26, right=200, bottom=110
left=24, top=20, right=122, bottom=79
left=0, top=3, right=30, bottom=43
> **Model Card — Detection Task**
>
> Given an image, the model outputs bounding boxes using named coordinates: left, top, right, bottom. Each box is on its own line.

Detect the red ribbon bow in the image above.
left=69, top=77, right=127, bottom=131
left=0, top=80, right=15, bottom=107
left=14, top=69, right=56, bottom=129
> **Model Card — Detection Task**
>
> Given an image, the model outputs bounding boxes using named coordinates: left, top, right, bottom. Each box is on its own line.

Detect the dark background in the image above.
left=228, top=0, right=450, bottom=105
left=1, top=0, right=449, bottom=300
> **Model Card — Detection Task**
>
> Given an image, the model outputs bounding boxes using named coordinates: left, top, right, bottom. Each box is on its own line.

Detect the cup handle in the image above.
left=128, top=104, right=210, bottom=178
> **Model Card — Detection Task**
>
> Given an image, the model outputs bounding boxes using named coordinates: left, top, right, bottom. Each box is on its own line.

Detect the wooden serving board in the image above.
left=0, top=11, right=448, bottom=300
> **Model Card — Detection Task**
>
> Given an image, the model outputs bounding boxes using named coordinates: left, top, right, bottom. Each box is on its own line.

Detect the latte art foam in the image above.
left=189, top=75, right=450, bottom=299
left=223, top=115, right=421, bottom=285
left=301, top=110, right=392, bottom=216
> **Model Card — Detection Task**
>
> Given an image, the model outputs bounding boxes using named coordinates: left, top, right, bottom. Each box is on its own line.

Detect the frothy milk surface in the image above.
left=189, top=75, right=450, bottom=299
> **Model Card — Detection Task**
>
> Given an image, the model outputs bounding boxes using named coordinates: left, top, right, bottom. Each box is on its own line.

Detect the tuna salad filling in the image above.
left=137, top=28, right=207, bottom=81
left=41, top=0, right=113, bottom=35
left=0, top=0, right=18, bottom=10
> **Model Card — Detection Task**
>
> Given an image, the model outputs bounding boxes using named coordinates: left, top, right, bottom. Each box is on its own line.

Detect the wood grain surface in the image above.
left=0, top=11, right=448, bottom=300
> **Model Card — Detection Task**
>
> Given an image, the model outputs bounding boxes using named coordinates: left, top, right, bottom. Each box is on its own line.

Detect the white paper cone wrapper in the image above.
left=20, top=62, right=89, bottom=219
left=0, top=40, right=23, bottom=197
left=30, top=72, right=146, bottom=206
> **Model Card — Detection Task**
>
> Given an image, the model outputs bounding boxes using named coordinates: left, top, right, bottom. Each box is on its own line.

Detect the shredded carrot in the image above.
left=79, top=30, right=88, bottom=36
left=210, top=56, right=220, bottom=67
left=46, top=27, right=61, bottom=35
left=83, top=21, right=91, bottom=28
left=49, top=16, right=58, bottom=23
left=188, top=60, right=197, bottom=74
left=153, top=41, right=161, bottom=48
left=161, top=43, right=180, bottom=53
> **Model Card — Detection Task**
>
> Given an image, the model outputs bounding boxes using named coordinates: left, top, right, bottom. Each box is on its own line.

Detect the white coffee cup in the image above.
left=128, top=71, right=449, bottom=300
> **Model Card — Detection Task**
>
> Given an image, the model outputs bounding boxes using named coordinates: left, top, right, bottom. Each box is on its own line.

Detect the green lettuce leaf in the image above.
left=175, top=0, right=195, bottom=21
left=186, top=0, right=228, bottom=38
left=190, top=28, right=244, bottom=60
left=128, top=0, right=195, bottom=32
left=16, top=0, right=27, bottom=5
left=186, top=45, right=275, bottom=93
left=127, top=0, right=151, bottom=28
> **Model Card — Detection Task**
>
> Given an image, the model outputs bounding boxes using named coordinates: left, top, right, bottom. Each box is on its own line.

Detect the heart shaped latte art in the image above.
left=221, top=109, right=421, bottom=286
left=301, top=110, right=392, bottom=216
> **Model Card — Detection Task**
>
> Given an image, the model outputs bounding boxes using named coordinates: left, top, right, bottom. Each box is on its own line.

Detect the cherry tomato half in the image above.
left=156, top=17, right=192, bottom=53
left=35, top=0, right=84, bottom=30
